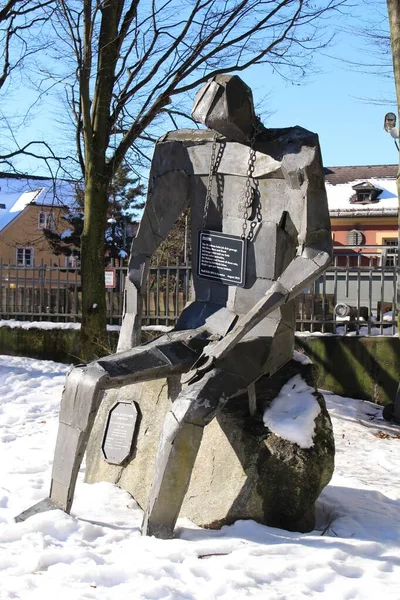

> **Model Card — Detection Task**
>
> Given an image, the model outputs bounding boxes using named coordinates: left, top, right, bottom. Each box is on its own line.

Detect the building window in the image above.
left=346, top=229, right=364, bottom=246
left=65, top=255, right=80, bottom=268
left=382, top=239, right=398, bottom=268
left=16, top=247, right=34, bottom=266
left=38, top=211, right=55, bottom=230
left=356, top=191, right=371, bottom=203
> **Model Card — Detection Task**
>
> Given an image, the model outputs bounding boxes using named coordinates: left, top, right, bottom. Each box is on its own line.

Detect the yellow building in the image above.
left=0, top=174, right=79, bottom=318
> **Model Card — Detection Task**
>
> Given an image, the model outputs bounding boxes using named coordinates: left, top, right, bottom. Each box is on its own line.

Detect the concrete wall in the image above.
left=0, top=326, right=119, bottom=364
left=0, top=325, right=398, bottom=405
left=296, top=335, right=400, bottom=405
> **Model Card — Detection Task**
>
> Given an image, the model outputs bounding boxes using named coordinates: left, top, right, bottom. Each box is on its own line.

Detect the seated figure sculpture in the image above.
left=16, top=75, right=332, bottom=538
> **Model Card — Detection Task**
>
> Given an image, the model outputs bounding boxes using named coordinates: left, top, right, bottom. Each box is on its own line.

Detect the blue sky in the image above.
left=247, top=2, right=397, bottom=168
left=1, top=1, right=397, bottom=174
left=250, top=56, right=397, bottom=168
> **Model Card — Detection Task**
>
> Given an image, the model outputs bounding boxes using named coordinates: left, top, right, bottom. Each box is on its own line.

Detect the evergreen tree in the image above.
left=45, top=165, right=145, bottom=263
left=106, top=163, right=145, bottom=262
left=44, top=184, right=84, bottom=263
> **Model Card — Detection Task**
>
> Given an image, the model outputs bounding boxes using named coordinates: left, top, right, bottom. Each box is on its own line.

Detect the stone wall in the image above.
left=0, top=325, right=120, bottom=363
left=0, top=325, right=398, bottom=405
left=296, top=335, right=400, bottom=405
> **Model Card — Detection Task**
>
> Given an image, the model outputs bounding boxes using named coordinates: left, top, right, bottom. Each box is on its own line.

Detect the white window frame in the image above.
left=38, top=211, right=55, bottom=230
left=65, top=255, right=79, bottom=268
left=16, top=247, right=34, bottom=267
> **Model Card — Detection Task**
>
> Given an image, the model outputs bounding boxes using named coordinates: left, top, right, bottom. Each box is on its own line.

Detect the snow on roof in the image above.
left=326, top=177, right=398, bottom=213
left=0, top=175, right=77, bottom=231
left=324, top=165, right=398, bottom=215
left=1, top=167, right=395, bottom=230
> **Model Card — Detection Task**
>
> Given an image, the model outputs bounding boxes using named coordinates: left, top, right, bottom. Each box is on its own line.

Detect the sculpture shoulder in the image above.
left=156, top=125, right=318, bottom=149
left=252, top=125, right=322, bottom=171
left=257, top=125, right=320, bottom=153
left=151, top=125, right=322, bottom=177
left=157, top=128, right=222, bottom=146
left=151, top=129, right=223, bottom=176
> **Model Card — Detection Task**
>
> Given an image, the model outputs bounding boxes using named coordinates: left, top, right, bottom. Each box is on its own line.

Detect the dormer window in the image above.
left=350, top=181, right=383, bottom=204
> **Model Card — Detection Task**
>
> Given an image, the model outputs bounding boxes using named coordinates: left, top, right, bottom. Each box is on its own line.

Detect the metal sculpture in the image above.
left=16, top=75, right=332, bottom=538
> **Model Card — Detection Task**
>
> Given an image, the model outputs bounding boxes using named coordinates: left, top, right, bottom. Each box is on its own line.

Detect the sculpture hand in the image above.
left=196, top=349, right=217, bottom=371
left=181, top=341, right=220, bottom=384
left=183, top=284, right=289, bottom=385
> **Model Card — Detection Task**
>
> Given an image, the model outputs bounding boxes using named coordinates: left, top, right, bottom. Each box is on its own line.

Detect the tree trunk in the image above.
left=80, top=172, right=110, bottom=361
left=387, top=0, right=400, bottom=333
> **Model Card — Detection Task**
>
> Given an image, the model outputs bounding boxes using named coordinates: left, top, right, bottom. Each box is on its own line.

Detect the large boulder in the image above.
left=85, top=355, right=335, bottom=533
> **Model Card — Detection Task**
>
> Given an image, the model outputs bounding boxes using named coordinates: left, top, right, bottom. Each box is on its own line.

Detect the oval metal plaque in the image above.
left=102, top=401, right=138, bottom=465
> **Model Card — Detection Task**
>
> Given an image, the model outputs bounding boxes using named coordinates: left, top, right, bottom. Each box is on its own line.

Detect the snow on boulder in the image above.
left=263, top=374, right=321, bottom=449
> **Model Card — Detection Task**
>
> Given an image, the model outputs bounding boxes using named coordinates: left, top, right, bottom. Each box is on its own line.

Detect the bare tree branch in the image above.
left=33, top=0, right=349, bottom=358
left=0, top=0, right=55, bottom=90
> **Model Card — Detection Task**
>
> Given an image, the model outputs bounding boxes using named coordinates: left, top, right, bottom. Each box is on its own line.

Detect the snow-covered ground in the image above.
left=0, top=320, right=122, bottom=332
left=0, top=354, right=400, bottom=599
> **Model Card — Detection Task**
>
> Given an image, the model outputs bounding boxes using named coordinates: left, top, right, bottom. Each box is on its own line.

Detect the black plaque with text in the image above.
left=197, top=229, right=247, bottom=287
left=102, top=401, right=138, bottom=465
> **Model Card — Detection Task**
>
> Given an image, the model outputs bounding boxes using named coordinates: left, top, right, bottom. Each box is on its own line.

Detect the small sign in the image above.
left=102, top=402, right=138, bottom=465
left=105, top=269, right=116, bottom=288
left=197, top=229, right=247, bottom=287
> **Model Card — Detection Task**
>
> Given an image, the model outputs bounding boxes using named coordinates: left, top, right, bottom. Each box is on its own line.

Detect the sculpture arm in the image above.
left=192, top=228, right=331, bottom=370
left=118, top=159, right=190, bottom=351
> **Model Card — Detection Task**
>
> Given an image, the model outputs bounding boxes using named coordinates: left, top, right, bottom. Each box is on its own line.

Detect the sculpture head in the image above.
left=192, top=75, right=258, bottom=143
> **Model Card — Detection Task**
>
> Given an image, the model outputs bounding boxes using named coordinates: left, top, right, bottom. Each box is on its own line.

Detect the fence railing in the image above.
left=303, top=244, right=398, bottom=335
left=0, top=245, right=398, bottom=334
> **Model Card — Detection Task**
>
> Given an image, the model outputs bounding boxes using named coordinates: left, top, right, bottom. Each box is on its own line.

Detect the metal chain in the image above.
left=203, top=121, right=262, bottom=239
left=241, top=118, right=262, bottom=241
left=202, top=133, right=219, bottom=230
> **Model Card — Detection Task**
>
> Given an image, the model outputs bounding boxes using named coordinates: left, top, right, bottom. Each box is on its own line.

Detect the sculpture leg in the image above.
left=50, top=364, right=108, bottom=512
left=15, top=330, right=210, bottom=522
left=142, top=340, right=269, bottom=539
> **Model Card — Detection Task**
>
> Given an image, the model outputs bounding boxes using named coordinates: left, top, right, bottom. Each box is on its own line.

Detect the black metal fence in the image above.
left=0, top=245, right=397, bottom=334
